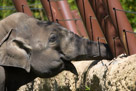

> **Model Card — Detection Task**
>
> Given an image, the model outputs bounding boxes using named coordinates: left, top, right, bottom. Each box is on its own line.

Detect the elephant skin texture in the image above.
left=0, top=13, right=113, bottom=91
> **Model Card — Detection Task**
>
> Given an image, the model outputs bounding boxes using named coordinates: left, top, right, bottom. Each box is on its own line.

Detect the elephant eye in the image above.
left=49, top=34, right=57, bottom=42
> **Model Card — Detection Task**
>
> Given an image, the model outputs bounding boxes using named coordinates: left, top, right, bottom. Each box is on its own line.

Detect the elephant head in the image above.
left=0, top=13, right=113, bottom=78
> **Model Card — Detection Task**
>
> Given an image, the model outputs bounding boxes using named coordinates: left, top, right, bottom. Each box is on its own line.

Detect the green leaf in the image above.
left=85, top=86, right=91, bottom=91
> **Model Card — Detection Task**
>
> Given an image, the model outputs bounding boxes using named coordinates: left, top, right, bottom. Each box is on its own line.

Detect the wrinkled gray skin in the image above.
left=0, top=13, right=113, bottom=91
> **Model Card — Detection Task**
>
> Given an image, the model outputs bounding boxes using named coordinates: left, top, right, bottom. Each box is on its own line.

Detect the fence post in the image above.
left=71, top=10, right=88, bottom=37
left=12, top=0, right=33, bottom=16
left=75, top=0, right=106, bottom=43
left=40, top=0, right=66, bottom=27
left=103, top=0, right=136, bottom=55
left=57, top=0, right=79, bottom=35
left=89, top=0, right=125, bottom=57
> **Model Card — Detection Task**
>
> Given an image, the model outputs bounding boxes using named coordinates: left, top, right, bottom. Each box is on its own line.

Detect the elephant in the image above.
left=0, top=12, right=113, bottom=91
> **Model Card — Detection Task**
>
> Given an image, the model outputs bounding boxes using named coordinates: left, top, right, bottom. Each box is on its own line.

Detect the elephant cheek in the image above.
left=31, top=58, right=65, bottom=78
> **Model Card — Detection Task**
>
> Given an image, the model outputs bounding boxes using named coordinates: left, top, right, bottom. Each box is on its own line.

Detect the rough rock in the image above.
left=18, top=54, right=136, bottom=91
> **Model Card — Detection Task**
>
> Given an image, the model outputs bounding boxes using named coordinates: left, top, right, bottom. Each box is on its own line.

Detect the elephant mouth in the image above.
left=63, top=60, right=78, bottom=76
left=60, top=54, right=78, bottom=76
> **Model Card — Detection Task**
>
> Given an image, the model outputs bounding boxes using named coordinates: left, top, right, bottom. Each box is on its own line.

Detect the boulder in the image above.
left=18, top=54, right=136, bottom=91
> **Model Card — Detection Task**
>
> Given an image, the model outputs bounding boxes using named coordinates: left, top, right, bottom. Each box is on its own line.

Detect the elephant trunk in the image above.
left=74, top=38, right=113, bottom=61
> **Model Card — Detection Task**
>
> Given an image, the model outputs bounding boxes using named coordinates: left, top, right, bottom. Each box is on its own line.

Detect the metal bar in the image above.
left=82, top=0, right=86, bottom=26
left=115, top=8, right=136, bottom=14
left=22, top=5, right=24, bottom=13
left=90, top=16, right=94, bottom=40
left=0, top=3, right=41, bottom=8
left=97, top=37, right=101, bottom=57
left=124, top=30, right=136, bottom=34
left=112, top=37, right=119, bottom=57
left=76, top=0, right=106, bottom=43
left=71, top=10, right=88, bottom=37
left=0, top=8, right=44, bottom=10
left=103, top=0, right=136, bottom=55
left=12, top=0, right=33, bottom=16
left=56, top=18, right=81, bottom=21
left=103, top=15, right=109, bottom=35
left=57, top=0, right=79, bottom=35
left=123, top=29, right=130, bottom=55
left=97, top=37, right=106, bottom=57
left=56, top=18, right=97, bottom=21
left=0, top=8, right=15, bottom=10
left=89, top=0, right=125, bottom=57
left=40, top=0, right=66, bottom=27
left=113, top=8, right=120, bottom=36
left=113, top=37, right=116, bottom=57
left=0, top=6, right=14, bottom=8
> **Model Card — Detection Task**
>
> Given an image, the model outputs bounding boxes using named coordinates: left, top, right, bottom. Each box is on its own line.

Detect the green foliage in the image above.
left=68, top=0, right=78, bottom=10
left=120, top=0, right=136, bottom=32
left=0, top=0, right=15, bottom=19
left=0, top=0, right=47, bottom=20
left=85, top=86, right=91, bottom=91
left=0, top=0, right=135, bottom=32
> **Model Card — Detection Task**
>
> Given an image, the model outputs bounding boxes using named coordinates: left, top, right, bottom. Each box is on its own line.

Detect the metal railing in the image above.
left=1, top=0, right=136, bottom=57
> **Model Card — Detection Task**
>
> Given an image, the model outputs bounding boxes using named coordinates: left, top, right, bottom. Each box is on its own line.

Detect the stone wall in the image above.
left=18, top=54, right=136, bottom=91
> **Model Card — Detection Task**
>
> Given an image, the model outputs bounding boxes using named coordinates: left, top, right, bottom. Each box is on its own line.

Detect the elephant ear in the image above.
left=0, top=29, right=32, bottom=72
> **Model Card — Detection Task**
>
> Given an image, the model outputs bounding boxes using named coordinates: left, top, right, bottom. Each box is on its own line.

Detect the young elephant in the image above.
left=0, top=13, right=113, bottom=91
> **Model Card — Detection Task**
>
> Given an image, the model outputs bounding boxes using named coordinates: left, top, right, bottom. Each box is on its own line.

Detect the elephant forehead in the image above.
left=33, top=29, right=49, bottom=40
